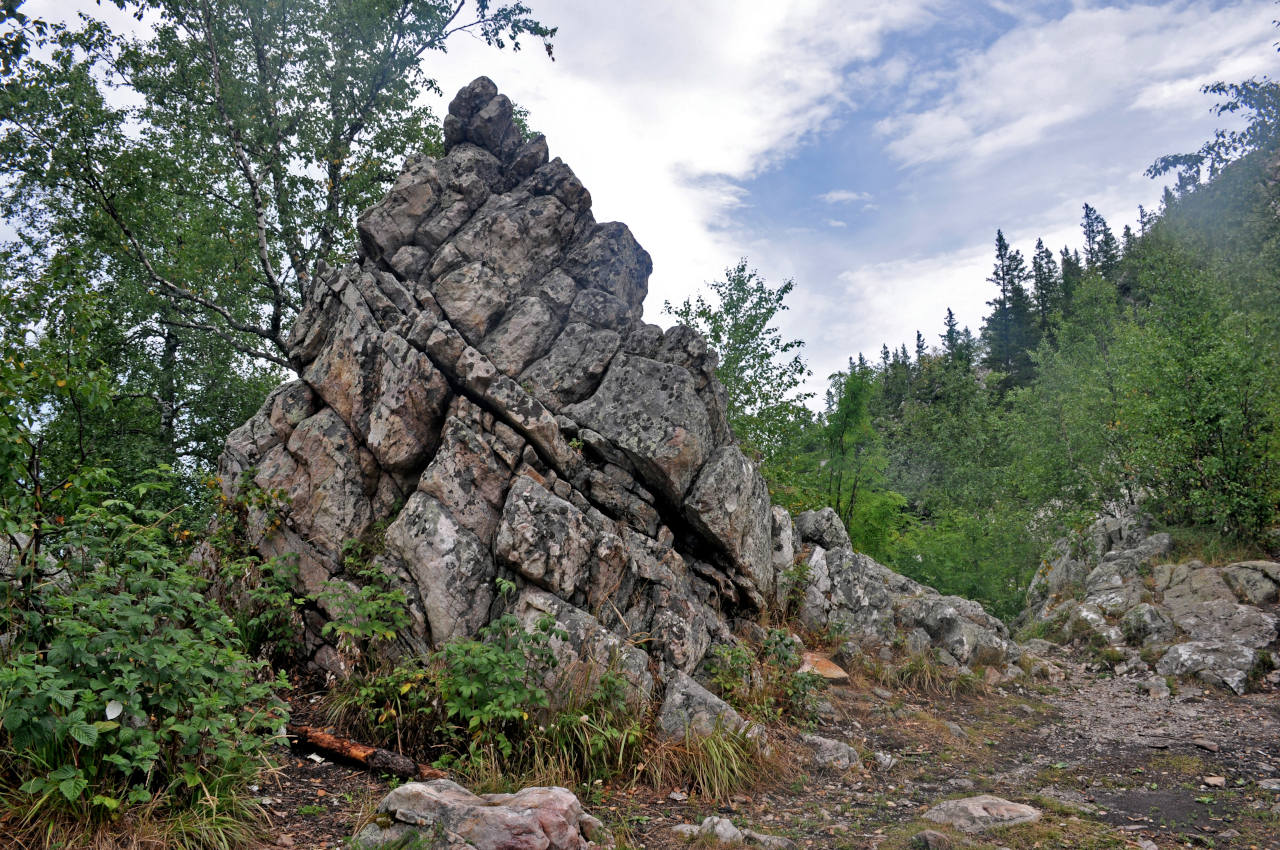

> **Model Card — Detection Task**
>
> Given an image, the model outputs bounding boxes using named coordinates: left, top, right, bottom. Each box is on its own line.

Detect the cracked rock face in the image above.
left=1024, top=510, right=1279, bottom=693
left=216, top=77, right=772, bottom=680
left=215, top=77, right=1019, bottom=691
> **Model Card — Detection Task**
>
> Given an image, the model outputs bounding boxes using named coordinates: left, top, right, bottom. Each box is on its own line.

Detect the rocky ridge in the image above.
left=1023, top=510, right=1279, bottom=693
left=215, top=76, right=1018, bottom=709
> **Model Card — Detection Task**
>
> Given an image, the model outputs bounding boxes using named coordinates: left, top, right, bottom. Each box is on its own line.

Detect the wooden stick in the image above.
left=287, top=724, right=447, bottom=780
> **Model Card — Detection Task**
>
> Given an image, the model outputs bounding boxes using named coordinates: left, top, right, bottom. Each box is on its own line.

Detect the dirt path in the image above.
left=253, top=660, right=1280, bottom=849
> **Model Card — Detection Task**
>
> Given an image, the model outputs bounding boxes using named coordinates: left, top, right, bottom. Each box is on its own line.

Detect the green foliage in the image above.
left=326, top=620, right=648, bottom=792
left=820, top=361, right=906, bottom=561
left=980, top=229, right=1040, bottom=390
left=0, top=472, right=286, bottom=831
left=207, top=472, right=304, bottom=665
left=665, top=259, right=812, bottom=467
left=1114, top=250, right=1278, bottom=537
left=1, top=0, right=554, bottom=366
left=891, top=508, right=1041, bottom=622
left=704, top=631, right=826, bottom=725
left=0, top=240, right=282, bottom=843
left=438, top=610, right=564, bottom=760
left=1148, top=76, right=1280, bottom=190
left=317, top=525, right=410, bottom=662
left=0, top=0, right=555, bottom=502
left=704, top=644, right=754, bottom=706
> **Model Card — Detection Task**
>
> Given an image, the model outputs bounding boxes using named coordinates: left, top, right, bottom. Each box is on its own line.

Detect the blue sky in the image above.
left=428, top=0, right=1278, bottom=398
left=39, top=0, right=1280, bottom=399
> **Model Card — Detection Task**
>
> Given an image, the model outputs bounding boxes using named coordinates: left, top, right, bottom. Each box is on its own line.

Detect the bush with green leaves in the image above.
left=206, top=472, right=304, bottom=667
left=0, top=472, right=288, bottom=840
left=316, top=526, right=411, bottom=664
left=0, top=288, right=286, bottom=845
left=703, top=631, right=826, bottom=725
left=325, top=578, right=568, bottom=769
left=437, top=608, right=564, bottom=760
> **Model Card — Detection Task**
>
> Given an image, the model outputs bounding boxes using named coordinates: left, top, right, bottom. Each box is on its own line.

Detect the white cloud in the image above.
left=825, top=219, right=848, bottom=228
left=429, top=0, right=939, bottom=317
left=877, top=1, right=1277, bottom=167
left=819, top=189, right=874, bottom=204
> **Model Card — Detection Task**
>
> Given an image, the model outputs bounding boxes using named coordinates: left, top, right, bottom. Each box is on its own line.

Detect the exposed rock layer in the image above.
left=216, top=77, right=1016, bottom=689
left=1025, top=511, right=1279, bottom=693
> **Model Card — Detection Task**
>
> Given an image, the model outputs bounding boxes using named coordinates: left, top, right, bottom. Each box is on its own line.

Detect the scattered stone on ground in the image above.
left=801, top=732, right=860, bottom=771
left=909, top=829, right=957, bottom=849
left=922, top=795, right=1042, bottom=833
left=269, top=644, right=1278, bottom=850
left=353, top=779, right=607, bottom=849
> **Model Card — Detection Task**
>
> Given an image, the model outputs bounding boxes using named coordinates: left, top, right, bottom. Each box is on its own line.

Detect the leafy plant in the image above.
left=207, top=472, right=303, bottom=665
left=703, top=632, right=826, bottom=725
left=316, top=525, right=410, bottom=666
left=0, top=472, right=287, bottom=839
left=439, top=611, right=564, bottom=760
left=0, top=288, right=285, bottom=845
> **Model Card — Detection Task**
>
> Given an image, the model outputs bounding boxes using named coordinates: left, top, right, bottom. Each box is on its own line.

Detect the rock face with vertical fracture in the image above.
left=215, top=77, right=1020, bottom=694
left=216, top=77, right=772, bottom=683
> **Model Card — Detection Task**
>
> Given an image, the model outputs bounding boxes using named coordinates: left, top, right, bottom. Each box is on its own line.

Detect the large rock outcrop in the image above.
left=1023, top=511, right=1279, bottom=693
left=214, top=77, right=1017, bottom=692
left=218, top=77, right=767, bottom=683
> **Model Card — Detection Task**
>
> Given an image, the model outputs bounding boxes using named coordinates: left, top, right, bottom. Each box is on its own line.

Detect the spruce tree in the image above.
left=980, top=230, right=1039, bottom=389
left=1082, top=203, right=1121, bottom=279
left=1031, top=237, right=1062, bottom=336
left=1060, top=246, right=1085, bottom=308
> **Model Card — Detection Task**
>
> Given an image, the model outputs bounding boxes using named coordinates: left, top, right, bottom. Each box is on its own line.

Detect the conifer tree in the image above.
left=1060, top=246, right=1085, bottom=307
left=1031, top=238, right=1062, bottom=335
left=980, top=230, right=1039, bottom=389
left=1082, top=203, right=1121, bottom=279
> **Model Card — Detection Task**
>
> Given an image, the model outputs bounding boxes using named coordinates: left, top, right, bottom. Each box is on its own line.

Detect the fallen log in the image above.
left=287, top=724, right=446, bottom=780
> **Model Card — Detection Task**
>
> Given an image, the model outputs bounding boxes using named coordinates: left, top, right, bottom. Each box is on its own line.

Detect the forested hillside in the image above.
left=678, top=79, right=1280, bottom=620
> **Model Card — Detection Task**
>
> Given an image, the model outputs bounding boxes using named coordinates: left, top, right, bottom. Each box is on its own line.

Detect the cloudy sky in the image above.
left=424, top=0, right=1277, bottom=397
left=34, top=0, right=1280, bottom=398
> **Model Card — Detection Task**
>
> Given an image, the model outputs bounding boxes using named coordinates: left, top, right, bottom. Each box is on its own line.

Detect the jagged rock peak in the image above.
left=216, top=77, right=768, bottom=682
left=213, top=77, right=1019, bottom=693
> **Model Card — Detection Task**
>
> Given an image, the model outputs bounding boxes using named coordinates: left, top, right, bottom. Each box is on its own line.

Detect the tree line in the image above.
left=678, top=79, right=1280, bottom=619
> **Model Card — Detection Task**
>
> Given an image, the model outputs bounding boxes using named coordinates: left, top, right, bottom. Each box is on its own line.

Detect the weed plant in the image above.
left=704, top=629, right=827, bottom=724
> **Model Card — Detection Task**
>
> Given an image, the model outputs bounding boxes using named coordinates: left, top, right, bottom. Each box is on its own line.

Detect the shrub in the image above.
left=703, top=630, right=826, bottom=725
left=206, top=472, right=304, bottom=667
left=437, top=608, right=564, bottom=761
left=0, top=473, right=287, bottom=846
left=316, top=525, right=410, bottom=666
left=324, top=579, right=568, bottom=770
